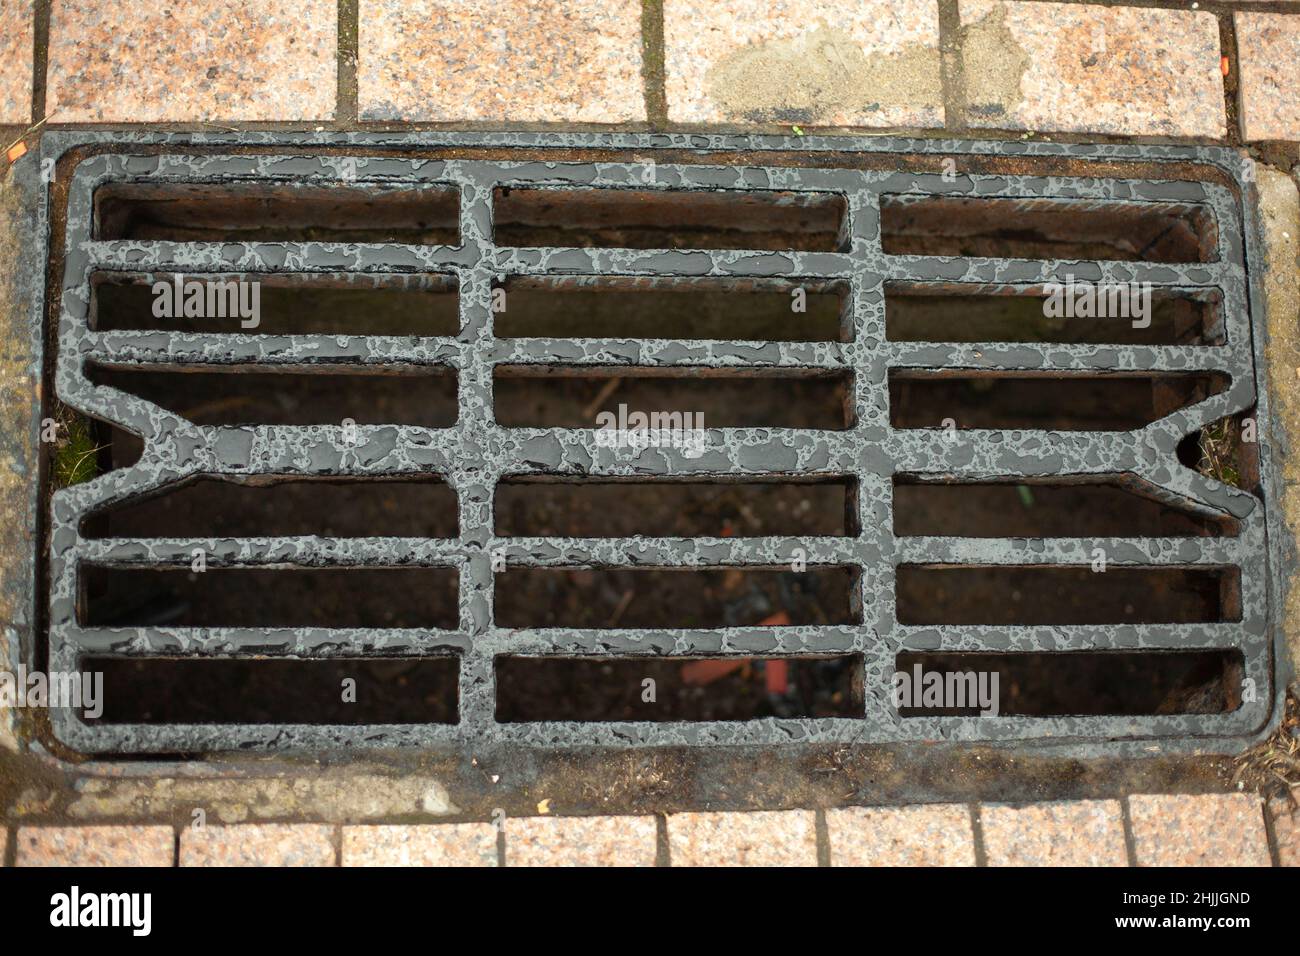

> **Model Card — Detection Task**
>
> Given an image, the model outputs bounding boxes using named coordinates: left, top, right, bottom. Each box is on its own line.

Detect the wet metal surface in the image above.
left=22, top=131, right=1287, bottom=755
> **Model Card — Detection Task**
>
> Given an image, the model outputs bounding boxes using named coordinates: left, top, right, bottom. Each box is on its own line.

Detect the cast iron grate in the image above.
left=41, top=133, right=1281, bottom=754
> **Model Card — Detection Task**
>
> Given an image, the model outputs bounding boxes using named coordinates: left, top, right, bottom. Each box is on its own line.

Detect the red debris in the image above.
left=765, top=660, right=789, bottom=694
left=679, top=611, right=792, bottom=687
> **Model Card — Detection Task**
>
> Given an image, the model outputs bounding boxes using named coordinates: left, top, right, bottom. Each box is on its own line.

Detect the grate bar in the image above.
left=76, top=533, right=1248, bottom=570
left=880, top=257, right=1236, bottom=287
left=85, top=332, right=465, bottom=366
left=895, top=537, right=1247, bottom=566
left=75, top=536, right=866, bottom=567
left=67, top=626, right=473, bottom=656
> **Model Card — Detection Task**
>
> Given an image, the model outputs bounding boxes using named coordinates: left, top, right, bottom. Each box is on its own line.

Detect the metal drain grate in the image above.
left=39, top=133, right=1283, bottom=754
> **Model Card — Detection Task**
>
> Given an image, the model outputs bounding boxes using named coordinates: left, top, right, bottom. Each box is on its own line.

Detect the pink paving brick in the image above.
left=45, top=0, right=336, bottom=123
left=15, top=826, right=174, bottom=867
left=959, top=1, right=1226, bottom=138
left=826, top=804, right=974, bottom=866
left=358, top=0, right=644, bottom=123
left=507, top=815, right=657, bottom=867
left=0, top=0, right=33, bottom=125
left=1235, top=12, right=1300, bottom=142
left=667, top=810, right=816, bottom=866
left=981, top=800, right=1127, bottom=867
left=180, top=824, right=336, bottom=867
left=1269, top=794, right=1298, bottom=867
left=342, top=823, right=498, bottom=867
left=664, top=0, right=943, bottom=128
left=1128, top=793, right=1271, bottom=867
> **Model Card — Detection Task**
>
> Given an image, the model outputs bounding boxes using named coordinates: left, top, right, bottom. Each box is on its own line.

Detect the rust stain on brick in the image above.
left=960, top=6, right=1030, bottom=121
left=705, top=25, right=941, bottom=125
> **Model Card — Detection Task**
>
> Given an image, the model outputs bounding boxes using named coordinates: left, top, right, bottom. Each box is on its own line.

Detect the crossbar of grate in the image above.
left=45, top=146, right=1272, bottom=753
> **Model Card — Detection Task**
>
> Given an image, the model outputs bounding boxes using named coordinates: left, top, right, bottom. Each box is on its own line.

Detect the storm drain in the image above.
left=41, top=134, right=1282, bottom=754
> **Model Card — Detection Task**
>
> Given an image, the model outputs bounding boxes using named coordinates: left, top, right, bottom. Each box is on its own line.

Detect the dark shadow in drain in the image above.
left=495, top=568, right=859, bottom=629
left=894, top=650, right=1243, bottom=716
left=82, top=657, right=459, bottom=724
left=87, top=362, right=458, bottom=427
left=82, top=475, right=459, bottom=539
left=94, top=182, right=460, bottom=244
left=92, top=273, right=459, bottom=336
left=880, top=196, right=1218, bottom=263
left=495, top=655, right=862, bottom=721
left=889, top=370, right=1229, bottom=431
left=885, top=284, right=1223, bottom=345
left=896, top=565, right=1240, bottom=625
left=495, top=366, right=853, bottom=429
left=493, top=186, right=848, bottom=251
left=79, top=566, right=460, bottom=628
left=497, top=477, right=857, bottom=538
left=493, top=276, right=848, bottom=342
left=893, top=476, right=1239, bottom=538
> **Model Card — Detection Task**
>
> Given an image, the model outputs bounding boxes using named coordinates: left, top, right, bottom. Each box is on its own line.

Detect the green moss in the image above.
left=52, top=414, right=101, bottom=488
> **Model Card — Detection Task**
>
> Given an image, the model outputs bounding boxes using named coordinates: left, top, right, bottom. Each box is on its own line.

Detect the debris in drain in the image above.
left=1184, top=413, right=1259, bottom=490
left=1233, top=688, right=1300, bottom=801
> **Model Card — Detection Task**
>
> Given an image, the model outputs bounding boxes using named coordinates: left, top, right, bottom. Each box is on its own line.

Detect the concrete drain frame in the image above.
left=13, top=130, right=1289, bottom=758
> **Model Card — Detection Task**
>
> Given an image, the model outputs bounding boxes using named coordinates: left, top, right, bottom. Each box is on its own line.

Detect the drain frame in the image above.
left=20, top=131, right=1286, bottom=756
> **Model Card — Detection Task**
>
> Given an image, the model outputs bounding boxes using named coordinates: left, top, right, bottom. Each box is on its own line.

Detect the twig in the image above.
left=582, top=378, right=622, bottom=420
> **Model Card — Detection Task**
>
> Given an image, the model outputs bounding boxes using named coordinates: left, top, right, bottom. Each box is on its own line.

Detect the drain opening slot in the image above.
left=494, top=366, right=854, bottom=430
left=91, top=273, right=460, bottom=336
left=889, top=370, right=1229, bottom=430
left=86, top=362, right=459, bottom=427
left=492, top=276, right=849, bottom=342
left=496, top=477, right=858, bottom=537
left=495, top=654, right=863, bottom=722
left=82, top=657, right=459, bottom=724
left=892, top=477, right=1239, bottom=538
left=51, top=417, right=144, bottom=480
left=82, top=476, right=459, bottom=539
left=495, top=567, right=859, bottom=629
left=885, top=284, right=1223, bottom=345
left=896, top=565, right=1240, bottom=625
left=894, top=650, right=1243, bottom=716
left=93, top=182, right=461, bottom=244
left=492, top=187, right=849, bottom=251
left=79, top=566, right=460, bottom=628
left=880, top=195, right=1218, bottom=262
